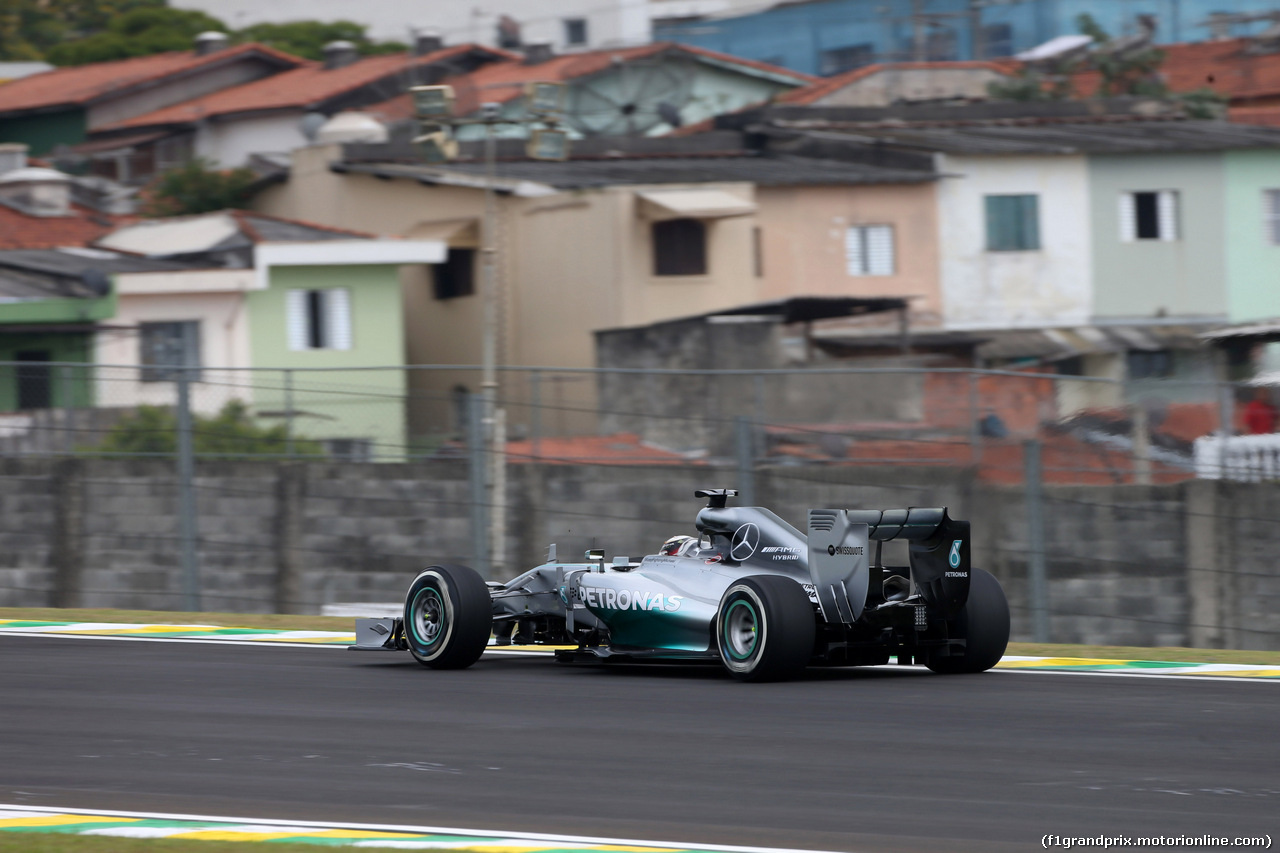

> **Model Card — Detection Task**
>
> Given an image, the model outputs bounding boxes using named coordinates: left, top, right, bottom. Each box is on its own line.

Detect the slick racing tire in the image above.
left=715, top=575, right=815, bottom=682
left=404, top=564, right=493, bottom=670
left=926, top=567, right=1010, bottom=675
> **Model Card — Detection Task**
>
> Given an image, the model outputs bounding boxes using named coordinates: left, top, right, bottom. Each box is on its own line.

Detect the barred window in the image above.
left=140, top=321, right=200, bottom=382
left=286, top=288, right=351, bottom=351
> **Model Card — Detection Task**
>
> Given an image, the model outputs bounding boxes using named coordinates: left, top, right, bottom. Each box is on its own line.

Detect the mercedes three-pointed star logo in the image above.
left=730, top=523, right=760, bottom=561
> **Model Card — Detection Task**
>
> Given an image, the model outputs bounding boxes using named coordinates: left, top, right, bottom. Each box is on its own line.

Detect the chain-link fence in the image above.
left=0, top=360, right=1278, bottom=651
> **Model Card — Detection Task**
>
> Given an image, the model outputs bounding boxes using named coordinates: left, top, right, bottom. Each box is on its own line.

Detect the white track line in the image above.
left=0, top=804, right=852, bottom=853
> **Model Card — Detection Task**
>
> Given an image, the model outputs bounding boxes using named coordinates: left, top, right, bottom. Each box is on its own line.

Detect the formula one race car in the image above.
left=351, top=489, right=1010, bottom=682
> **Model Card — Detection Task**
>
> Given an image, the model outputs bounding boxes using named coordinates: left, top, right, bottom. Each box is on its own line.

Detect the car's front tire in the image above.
left=926, top=567, right=1009, bottom=674
left=715, top=575, right=815, bottom=682
left=404, top=564, right=493, bottom=669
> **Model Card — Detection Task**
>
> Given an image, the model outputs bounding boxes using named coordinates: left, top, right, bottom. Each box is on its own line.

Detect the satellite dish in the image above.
left=657, top=101, right=683, bottom=128
left=299, top=112, right=328, bottom=143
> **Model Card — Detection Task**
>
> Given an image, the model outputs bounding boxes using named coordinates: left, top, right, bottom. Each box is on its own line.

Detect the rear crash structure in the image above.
left=352, top=490, right=1010, bottom=681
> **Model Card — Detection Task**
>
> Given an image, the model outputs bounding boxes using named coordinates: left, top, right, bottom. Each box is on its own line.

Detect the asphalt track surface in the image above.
left=1, top=637, right=1277, bottom=853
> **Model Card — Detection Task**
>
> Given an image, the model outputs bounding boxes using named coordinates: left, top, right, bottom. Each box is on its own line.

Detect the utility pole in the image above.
left=411, top=81, right=570, bottom=578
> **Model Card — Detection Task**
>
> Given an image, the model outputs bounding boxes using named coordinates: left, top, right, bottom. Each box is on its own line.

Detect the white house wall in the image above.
left=95, top=291, right=253, bottom=415
left=196, top=113, right=308, bottom=168
left=936, top=153, right=1092, bottom=330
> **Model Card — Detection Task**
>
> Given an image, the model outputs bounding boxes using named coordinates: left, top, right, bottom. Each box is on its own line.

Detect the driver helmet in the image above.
left=660, top=535, right=698, bottom=557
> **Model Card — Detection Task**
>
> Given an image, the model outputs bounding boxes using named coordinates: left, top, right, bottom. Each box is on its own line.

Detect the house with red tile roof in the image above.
left=0, top=41, right=303, bottom=156
left=80, top=42, right=514, bottom=182
left=363, top=42, right=814, bottom=138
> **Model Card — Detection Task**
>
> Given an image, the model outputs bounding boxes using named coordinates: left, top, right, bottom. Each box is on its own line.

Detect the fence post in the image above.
left=1217, top=381, right=1234, bottom=479
left=62, top=365, right=76, bottom=454
left=467, top=393, right=490, bottom=576
left=176, top=367, right=201, bottom=611
left=1132, top=403, right=1152, bottom=485
left=530, top=369, right=541, bottom=461
left=968, top=371, right=981, bottom=466
left=753, top=374, right=765, bottom=460
left=284, top=368, right=295, bottom=458
left=1024, top=438, right=1049, bottom=643
left=490, top=406, right=507, bottom=578
left=735, top=415, right=755, bottom=506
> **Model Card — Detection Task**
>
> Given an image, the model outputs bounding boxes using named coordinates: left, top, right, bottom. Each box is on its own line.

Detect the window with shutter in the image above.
left=286, top=288, right=352, bottom=351
left=286, top=290, right=308, bottom=351
left=1267, top=190, right=1280, bottom=245
left=1118, top=193, right=1137, bottom=242
left=1122, top=191, right=1179, bottom=242
left=985, top=195, right=1039, bottom=251
left=845, top=225, right=895, bottom=275
left=327, top=288, right=352, bottom=351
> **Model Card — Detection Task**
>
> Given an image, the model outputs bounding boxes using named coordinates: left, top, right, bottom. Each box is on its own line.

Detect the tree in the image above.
left=233, top=19, right=405, bottom=61
left=142, top=158, right=258, bottom=217
left=1076, top=13, right=1168, bottom=98
left=91, top=400, right=323, bottom=458
left=44, top=5, right=226, bottom=65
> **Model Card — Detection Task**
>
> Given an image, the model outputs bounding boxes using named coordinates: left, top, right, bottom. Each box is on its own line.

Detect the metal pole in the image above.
left=530, top=369, right=542, bottom=461
left=753, top=373, right=765, bottom=460
left=1024, top=438, right=1049, bottom=643
left=467, top=393, right=490, bottom=575
left=284, top=368, right=295, bottom=458
left=1217, top=381, right=1234, bottom=480
left=176, top=368, right=201, bottom=611
left=968, top=371, right=981, bottom=466
left=480, top=108, right=501, bottom=576
left=490, top=406, right=506, bottom=576
left=62, top=365, right=75, bottom=454
left=1132, top=403, right=1152, bottom=485
left=735, top=416, right=755, bottom=506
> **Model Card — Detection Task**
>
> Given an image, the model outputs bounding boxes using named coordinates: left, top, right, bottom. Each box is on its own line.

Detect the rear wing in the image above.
left=808, top=506, right=970, bottom=624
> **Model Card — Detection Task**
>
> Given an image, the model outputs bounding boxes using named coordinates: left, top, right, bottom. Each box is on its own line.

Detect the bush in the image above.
left=91, top=400, right=324, bottom=459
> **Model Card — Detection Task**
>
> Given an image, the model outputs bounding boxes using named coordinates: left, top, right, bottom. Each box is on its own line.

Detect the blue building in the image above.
left=655, top=0, right=1280, bottom=76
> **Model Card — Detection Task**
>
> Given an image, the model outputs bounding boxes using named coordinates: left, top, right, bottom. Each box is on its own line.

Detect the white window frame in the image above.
left=1265, top=189, right=1280, bottom=246
left=1119, top=190, right=1179, bottom=242
left=286, top=288, right=352, bottom=352
left=845, top=224, right=895, bottom=276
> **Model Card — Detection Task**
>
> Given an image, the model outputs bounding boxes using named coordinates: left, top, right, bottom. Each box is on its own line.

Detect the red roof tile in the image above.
left=0, top=43, right=302, bottom=116
left=0, top=203, right=133, bottom=250
left=1229, top=103, right=1280, bottom=126
left=99, top=44, right=512, bottom=130
left=361, top=42, right=814, bottom=122
left=779, top=60, right=1019, bottom=105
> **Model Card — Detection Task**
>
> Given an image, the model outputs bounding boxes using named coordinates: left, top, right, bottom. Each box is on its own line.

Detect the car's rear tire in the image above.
left=715, top=575, right=815, bottom=682
left=926, top=567, right=1009, bottom=674
left=404, top=564, right=493, bottom=669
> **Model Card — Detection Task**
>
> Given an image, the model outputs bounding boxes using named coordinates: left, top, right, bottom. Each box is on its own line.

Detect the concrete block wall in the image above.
left=1, top=457, right=1278, bottom=650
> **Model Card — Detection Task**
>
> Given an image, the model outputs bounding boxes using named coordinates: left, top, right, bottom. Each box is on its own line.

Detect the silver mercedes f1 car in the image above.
left=351, top=489, right=1010, bottom=682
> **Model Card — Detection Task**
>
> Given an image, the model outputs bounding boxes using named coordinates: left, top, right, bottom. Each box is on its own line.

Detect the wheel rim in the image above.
left=723, top=600, right=758, bottom=661
left=411, top=587, right=446, bottom=647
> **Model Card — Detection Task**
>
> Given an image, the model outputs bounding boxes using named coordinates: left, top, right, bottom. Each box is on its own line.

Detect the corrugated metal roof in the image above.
left=821, top=323, right=1218, bottom=360
left=770, top=117, right=1280, bottom=155
left=340, top=154, right=936, bottom=190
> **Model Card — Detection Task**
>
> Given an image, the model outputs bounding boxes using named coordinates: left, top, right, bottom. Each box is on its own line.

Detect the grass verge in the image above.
left=3, top=607, right=1279, bottom=665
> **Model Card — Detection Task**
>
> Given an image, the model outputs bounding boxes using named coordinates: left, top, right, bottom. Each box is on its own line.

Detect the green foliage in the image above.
left=1, top=0, right=164, bottom=61
left=232, top=19, right=395, bottom=61
left=142, top=158, right=258, bottom=217
left=1075, top=13, right=1168, bottom=98
left=1, top=1, right=407, bottom=65
left=1177, top=87, right=1229, bottom=119
left=987, top=67, right=1074, bottom=102
left=91, top=400, right=323, bottom=458
left=45, top=6, right=226, bottom=65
